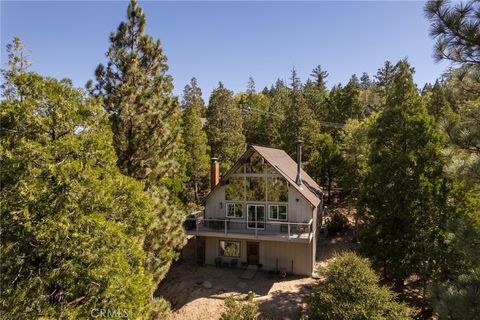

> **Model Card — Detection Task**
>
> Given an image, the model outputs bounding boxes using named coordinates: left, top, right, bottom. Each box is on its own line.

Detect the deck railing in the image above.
left=184, top=210, right=313, bottom=241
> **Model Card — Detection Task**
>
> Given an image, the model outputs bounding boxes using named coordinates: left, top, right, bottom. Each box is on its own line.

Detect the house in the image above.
left=184, top=142, right=324, bottom=276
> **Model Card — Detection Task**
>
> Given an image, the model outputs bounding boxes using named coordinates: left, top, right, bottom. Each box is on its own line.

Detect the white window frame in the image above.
left=268, top=204, right=288, bottom=221
left=219, top=240, right=241, bottom=257
left=226, top=202, right=243, bottom=219
left=247, top=204, right=266, bottom=230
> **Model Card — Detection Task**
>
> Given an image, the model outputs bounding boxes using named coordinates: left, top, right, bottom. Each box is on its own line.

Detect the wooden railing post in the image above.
left=224, top=220, right=227, bottom=237
left=288, top=223, right=291, bottom=240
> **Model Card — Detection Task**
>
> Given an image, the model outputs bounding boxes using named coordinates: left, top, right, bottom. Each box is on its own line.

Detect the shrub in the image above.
left=145, top=297, right=172, bottom=320
left=309, top=252, right=411, bottom=320
left=220, top=292, right=258, bottom=320
left=326, top=211, right=351, bottom=236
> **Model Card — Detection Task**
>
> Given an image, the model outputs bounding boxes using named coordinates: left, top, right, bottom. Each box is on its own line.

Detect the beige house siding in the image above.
left=204, top=236, right=315, bottom=276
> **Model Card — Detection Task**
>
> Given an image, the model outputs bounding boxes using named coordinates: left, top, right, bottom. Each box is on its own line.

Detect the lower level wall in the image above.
left=204, top=236, right=314, bottom=276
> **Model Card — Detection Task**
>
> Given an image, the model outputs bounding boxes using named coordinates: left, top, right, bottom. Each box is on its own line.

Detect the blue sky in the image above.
left=1, top=1, right=448, bottom=99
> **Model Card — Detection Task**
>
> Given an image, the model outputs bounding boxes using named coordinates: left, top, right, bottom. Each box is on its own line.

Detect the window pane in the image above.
left=219, top=241, right=240, bottom=257
left=279, top=205, right=287, bottom=220
left=245, top=152, right=265, bottom=173
left=227, top=204, right=235, bottom=217
left=269, top=205, right=278, bottom=219
left=234, top=204, right=243, bottom=217
left=246, top=177, right=266, bottom=201
left=265, top=162, right=276, bottom=174
left=226, top=177, right=245, bottom=201
left=267, top=177, right=288, bottom=202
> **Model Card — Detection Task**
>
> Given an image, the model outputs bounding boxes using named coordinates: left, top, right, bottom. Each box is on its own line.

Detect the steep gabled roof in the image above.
left=252, top=145, right=323, bottom=207
left=205, top=145, right=323, bottom=207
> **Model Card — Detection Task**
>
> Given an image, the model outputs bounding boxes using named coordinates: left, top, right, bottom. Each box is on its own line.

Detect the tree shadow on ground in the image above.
left=156, top=261, right=277, bottom=312
left=257, top=279, right=313, bottom=320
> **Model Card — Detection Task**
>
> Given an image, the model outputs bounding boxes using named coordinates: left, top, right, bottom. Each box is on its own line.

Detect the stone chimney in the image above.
left=295, top=140, right=303, bottom=187
left=210, top=157, right=220, bottom=190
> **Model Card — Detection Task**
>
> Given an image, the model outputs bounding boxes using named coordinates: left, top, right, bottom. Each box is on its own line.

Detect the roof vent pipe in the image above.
left=295, top=140, right=304, bottom=186
left=210, top=157, right=220, bottom=190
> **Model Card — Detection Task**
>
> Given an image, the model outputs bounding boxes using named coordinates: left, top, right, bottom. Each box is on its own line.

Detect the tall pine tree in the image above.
left=90, top=0, right=185, bottom=283
left=206, top=82, right=246, bottom=172
left=282, top=67, right=320, bottom=160
left=359, top=61, right=448, bottom=296
left=181, top=78, right=210, bottom=205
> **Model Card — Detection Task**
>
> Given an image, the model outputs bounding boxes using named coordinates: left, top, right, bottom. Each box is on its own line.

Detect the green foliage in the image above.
left=206, top=82, right=246, bottom=172
left=236, top=90, right=271, bottom=145
left=307, top=133, right=342, bottom=198
left=282, top=68, right=321, bottom=159
left=220, top=292, right=258, bottom=320
left=257, top=84, right=287, bottom=148
left=145, top=297, right=172, bottom=320
left=309, top=252, right=411, bottom=320
left=325, top=79, right=364, bottom=132
left=91, top=0, right=186, bottom=283
left=0, top=71, right=156, bottom=318
left=1, top=37, right=31, bottom=98
left=429, top=267, right=480, bottom=320
left=338, top=115, right=377, bottom=191
left=425, top=0, right=480, bottom=65
left=425, top=80, right=452, bottom=120
left=325, top=212, right=351, bottom=237
left=181, top=77, right=210, bottom=205
left=359, top=60, right=448, bottom=288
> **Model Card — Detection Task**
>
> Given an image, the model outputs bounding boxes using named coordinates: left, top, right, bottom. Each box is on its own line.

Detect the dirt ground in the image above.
left=158, top=263, right=316, bottom=320
left=158, top=193, right=358, bottom=320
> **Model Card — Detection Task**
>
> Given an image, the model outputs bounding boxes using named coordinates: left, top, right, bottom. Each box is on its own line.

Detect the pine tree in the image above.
left=306, top=133, right=342, bottom=200
left=1, top=37, right=31, bottom=98
left=375, top=60, right=396, bottom=89
left=282, top=68, right=320, bottom=160
left=90, top=0, right=185, bottom=283
left=0, top=66, right=165, bottom=317
left=305, top=66, right=329, bottom=121
left=310, top=65, right=329, bottom=92
left=258, top=84, right=287, bottom=148
left=247, top=76, right=256, bottom=95
left=359, top=61, right=448, bottom=295
left=360, top=72, right=372, bottom=89
left=181, top=78, right=210, bottom=205
left=425, top=0, right=480, bottom=65
left=427, top=80, right=451, bottom=120
left=206, top=82, right=246, bottom=171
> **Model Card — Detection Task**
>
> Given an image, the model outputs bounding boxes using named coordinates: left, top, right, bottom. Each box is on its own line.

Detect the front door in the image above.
left=247, top=242, right=259, bottom=265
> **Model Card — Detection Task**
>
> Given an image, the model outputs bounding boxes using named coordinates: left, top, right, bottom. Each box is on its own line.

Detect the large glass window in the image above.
left=247, top=205, right=265, bottom=229
left=225, top=177, right=245, bottom=201
left=226, top=203, right=243, bottom=218
left=267, top=177, right=288, bottom=202
left=245, top=153, right=265, bottom=173
left=246, top=177, right=266, bottom=201
left=219, top=241, right=240, bottom=257
left=269, top=204, right=287, bottom=220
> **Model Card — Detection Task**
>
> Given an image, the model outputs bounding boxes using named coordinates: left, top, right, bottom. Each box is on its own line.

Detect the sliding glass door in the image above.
left=247, top=205, right=265, bottom=229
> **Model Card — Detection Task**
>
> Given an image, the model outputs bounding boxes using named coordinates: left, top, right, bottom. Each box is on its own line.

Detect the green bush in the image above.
left=326, top=211, right=351, bottom=236
left=309, top=252, right=411, bottom=320
left=145, top=297, right=172, bottom=320
left=220, top=292, right=258, bottom=320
